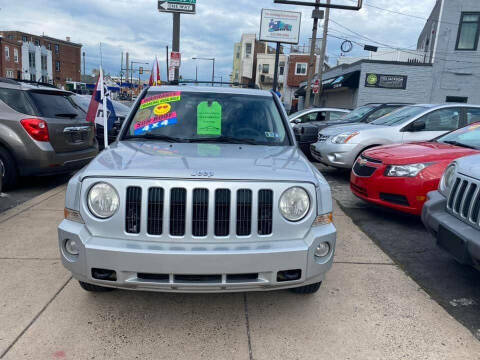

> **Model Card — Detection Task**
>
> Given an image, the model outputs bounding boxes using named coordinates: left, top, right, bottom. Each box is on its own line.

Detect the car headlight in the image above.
left=87, top=182, right=120, bottom=219
left=279, top=187, right=310, bottom=222
left=384, top=163, right=432, bottom=177
left=331, top=132, right=359, bottom=144
left=439, top=163, right=457, bottom=196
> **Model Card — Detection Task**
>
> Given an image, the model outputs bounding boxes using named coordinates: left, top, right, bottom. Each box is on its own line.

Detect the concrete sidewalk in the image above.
left=0, top=187, right=479, bottom=360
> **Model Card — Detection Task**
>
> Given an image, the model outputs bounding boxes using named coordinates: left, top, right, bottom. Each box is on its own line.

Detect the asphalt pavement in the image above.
left=315, top=163, right=480, bottom=341
left=0, top=174, right=71, bottom=214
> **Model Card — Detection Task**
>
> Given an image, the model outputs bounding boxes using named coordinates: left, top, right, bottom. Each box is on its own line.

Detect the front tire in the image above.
left=289, top=282, right=322, bottom=294
left=78, top=281, right=115, bottom=292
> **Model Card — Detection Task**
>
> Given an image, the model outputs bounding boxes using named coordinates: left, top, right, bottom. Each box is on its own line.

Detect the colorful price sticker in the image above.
left=154, top=103, right=171, bottom=116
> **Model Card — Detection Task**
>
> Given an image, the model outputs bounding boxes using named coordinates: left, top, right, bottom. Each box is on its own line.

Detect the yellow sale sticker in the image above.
left=154, top=103, right=171, bottom=116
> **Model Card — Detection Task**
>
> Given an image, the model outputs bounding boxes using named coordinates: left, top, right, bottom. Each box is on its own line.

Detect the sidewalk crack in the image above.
left=0, top=276, right=72, bottom=359
left=243, top=293, right=254, bottom=360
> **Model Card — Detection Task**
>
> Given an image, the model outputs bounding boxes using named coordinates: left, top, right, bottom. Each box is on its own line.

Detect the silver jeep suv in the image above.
left=58, top=86, right=336, bottom=294
left=0, top=79, right=98, bottom=189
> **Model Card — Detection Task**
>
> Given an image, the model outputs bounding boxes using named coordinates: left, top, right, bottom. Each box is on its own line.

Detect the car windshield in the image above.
left=337, top=105, right=377, bottom=122
left=436, top=122, right=480, bottom=150
left=125, top=90, right=289, bottom=146
left=370, top=106, right=428, bottom=126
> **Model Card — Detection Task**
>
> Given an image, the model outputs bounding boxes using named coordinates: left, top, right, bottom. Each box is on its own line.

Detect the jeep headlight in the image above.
left=385, top=163, right=432, bottom=177
left=331, top=132, right=359, bottom=144
left=279, top=187, right=310, bottom=222
left=439, top=163, right=457, bottom=196
left=87, top=182, right=119, bottom=219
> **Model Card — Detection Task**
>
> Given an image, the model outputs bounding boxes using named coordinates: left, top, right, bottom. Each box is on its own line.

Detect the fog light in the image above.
left=314, top=242, right=330, bottom=258
left=65, top=239, right=79, bottom=256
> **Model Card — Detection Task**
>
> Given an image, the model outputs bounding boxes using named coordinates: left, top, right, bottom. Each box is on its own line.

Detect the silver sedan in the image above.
left=311, top=104, right=480, bottom=169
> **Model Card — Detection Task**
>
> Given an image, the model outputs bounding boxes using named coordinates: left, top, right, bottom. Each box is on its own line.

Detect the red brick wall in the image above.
left=0, top=38, right=22, bottom=79
left=287, top=55, right=310, bottom=87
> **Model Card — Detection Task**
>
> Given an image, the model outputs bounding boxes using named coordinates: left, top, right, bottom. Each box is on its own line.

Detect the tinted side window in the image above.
left=0, top=88, right=36, bottom=115
left=413, top=108, right=460, bottom=132
left=299, top=112, right=318, bottom=123
left=466, top=108, right=480, bottom=124
left=329, top=112, right=346, bottom=120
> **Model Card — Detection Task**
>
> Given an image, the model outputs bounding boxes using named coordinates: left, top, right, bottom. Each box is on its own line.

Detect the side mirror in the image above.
left=291, top=118, right=300, bottom=124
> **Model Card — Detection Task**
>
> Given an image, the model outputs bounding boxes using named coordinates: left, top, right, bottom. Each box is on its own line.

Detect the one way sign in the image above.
left=158, top=0, right=196, bottom=14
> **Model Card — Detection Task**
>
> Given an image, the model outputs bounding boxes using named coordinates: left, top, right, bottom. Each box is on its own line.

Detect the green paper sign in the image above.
left=197, top=101, right=222, bottom=135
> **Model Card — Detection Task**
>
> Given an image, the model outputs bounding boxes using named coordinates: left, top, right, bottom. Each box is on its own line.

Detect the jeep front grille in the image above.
left=126, top=187, right=142, bottom=234
left=447, top=175, right=480, bottom=229
left=124, top=186, right=275, bottom=237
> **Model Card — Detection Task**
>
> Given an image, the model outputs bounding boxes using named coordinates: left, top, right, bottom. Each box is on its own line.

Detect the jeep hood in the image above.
left=82, top=141, right=318, bottom=183
left=457, top=153, right=480, bottom=179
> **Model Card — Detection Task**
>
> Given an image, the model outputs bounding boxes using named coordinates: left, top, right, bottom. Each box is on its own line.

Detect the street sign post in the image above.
left=170, top=52, right=181, bottom=67
left=312, top=79, right=320, bottom=94
left=158, top=0, right=196, bottom=15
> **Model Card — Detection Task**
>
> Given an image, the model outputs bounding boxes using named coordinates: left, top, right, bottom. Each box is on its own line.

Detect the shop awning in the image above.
left=295, top=70, right=360, bottom=96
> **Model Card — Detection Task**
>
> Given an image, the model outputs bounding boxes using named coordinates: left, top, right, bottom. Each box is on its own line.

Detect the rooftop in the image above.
left=149, top=85, right=273, bottom=97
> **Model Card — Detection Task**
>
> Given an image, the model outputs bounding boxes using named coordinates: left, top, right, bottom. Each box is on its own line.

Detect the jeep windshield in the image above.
left=124, top=91, right=290, bottom=146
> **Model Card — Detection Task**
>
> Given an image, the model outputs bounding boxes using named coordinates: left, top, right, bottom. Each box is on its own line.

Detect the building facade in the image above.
left=0, top=31, right=82, bottom=85
left=300, top=0, right=480, bottom=109
left=0, top=37, right=22, bottom=80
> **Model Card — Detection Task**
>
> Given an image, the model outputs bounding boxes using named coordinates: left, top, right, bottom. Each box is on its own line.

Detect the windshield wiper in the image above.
left=442, top=140, right=478, bottom=149
left=124, top=134, right=189, bottom=143
left=186, top=136, right=259, bottom=145
left=55, top=113, right=78, bottom=118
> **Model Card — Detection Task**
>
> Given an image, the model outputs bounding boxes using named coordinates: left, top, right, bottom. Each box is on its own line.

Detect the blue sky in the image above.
left=0, top=0, right=437, bottom=82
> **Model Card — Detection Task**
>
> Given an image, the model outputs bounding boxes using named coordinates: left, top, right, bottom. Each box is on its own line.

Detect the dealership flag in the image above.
left=85, top=67, right=116, bottom=148
left=149, top=56, right=161, bottom=86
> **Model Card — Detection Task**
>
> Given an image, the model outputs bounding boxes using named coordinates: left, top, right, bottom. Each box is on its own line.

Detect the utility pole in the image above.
left=305, top=0, right=322, bottom=109
left=82, top=52, right=86, bottom=77
left=172, top=13, right=180, bottom=81
left=166, top=45, right=169, bottom=78
left=314, top=0, right=330, bottom=107
left=272, top=43, right=281, bottom=93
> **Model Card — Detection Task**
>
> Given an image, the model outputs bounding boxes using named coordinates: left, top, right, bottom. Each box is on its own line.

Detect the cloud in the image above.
left=0, top=0, right=437, bottom=82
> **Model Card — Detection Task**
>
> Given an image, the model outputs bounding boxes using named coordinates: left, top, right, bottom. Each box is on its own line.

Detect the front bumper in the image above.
left=58, top=221, right=336, bottom=293
left=422, top=191, right=480, bottom=267
left=310, top=142, right=361, bottom=169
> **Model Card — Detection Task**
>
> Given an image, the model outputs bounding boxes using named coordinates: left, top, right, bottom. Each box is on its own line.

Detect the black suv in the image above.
left=294, top=103, right=410, bottom=159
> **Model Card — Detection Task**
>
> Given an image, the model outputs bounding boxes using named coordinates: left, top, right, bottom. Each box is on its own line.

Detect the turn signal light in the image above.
left=312, top=213, right=333, bottom=226
left=20, top=118, right=49, bottom=142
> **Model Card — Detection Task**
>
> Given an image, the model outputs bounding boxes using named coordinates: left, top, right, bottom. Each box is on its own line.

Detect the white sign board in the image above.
left=259, top=9, right=302, bottom=45
left=168, top=66, right=175, bottom=81
left=170, top=52, right=181, bottom=67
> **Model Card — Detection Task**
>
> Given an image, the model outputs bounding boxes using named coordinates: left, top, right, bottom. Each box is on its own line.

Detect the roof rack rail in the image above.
left=0, top=77, right=58, bottom=89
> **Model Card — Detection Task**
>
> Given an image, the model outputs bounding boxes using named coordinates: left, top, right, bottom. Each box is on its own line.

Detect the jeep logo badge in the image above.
left=191, top=170, right=214, bottom=177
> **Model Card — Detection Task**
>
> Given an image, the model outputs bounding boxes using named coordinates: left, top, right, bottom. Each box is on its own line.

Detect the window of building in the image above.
left=29, top=52, right=35, bottom=68
left=456, top=13, right=480, bottom=50
left=54, top=44, right=59, bottom=54
left=13, top=48, right=19, bottom=63
left=295, top=62, right=307, bottom=75
left=47, top=43, right=51, bottom=50
left=41, top=55, right=48, bottom=71
left=7, top=35, right=14, bottom=40
left=446, top=96, right=468, bottom=103
left=22, top=35, right=27, bottom=42
left=262, top=64, right=270, bottom=74
left=4, top=46, right=10, bottom=61
left=6, top=70, right=14, bottom=78
left=236, top=50, right=240, bottom=59
left=279, top=61, right=285, bottom=76
left=245, top=43, right=252, bottom=57
left=30, top=74, right=36, bottom=82
left=234, top=71, right=239, bottom=81
left=34, top=40, right=40, bottom=46
left=56, top=61, right=61, bottom=72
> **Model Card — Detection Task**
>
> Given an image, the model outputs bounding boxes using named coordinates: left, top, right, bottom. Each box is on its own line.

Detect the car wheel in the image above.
left=0, top=147, right=18, bottom=191
left=78, top=281, right=115, bottom=292
left=289, top=282, right=322, bottom=294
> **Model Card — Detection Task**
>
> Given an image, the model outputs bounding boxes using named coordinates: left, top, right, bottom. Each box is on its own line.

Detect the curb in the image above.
left=0, top=185, right=66, bottom=224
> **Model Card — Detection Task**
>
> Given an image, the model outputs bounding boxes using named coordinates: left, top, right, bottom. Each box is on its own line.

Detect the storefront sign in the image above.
left=259, top=9, right=302, bottom=44
left=365, top=73, right=407, bottom=89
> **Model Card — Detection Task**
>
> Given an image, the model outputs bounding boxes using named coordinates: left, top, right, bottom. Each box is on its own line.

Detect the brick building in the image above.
left=0, top=31, right=82, bottom=85
left=0, top=36, right=22, bottom=80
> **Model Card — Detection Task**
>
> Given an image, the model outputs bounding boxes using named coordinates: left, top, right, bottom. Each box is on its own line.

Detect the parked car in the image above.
left=311, top=104, right=479, bottom=169
left=293, top=103, right=406, bottom=160
left=289, top=107, right=350, bottom=127
left=58, top=86, right=336, bottom=294
left=350, top=122, right=480, bottom=215
left=71, top=94, right=131, bottom=149
left=422, top=153, right=480, bottom=271
left=0, top=78, right=98, bottom=190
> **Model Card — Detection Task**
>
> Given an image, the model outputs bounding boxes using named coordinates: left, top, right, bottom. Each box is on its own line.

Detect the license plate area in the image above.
left=438, top=225, right=468, bottom=263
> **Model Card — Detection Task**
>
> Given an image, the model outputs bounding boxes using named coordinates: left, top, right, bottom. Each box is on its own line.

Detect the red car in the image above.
left=350, top=123, right=480, bottom=215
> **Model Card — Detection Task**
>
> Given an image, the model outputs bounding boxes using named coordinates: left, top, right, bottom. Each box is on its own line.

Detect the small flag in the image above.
left=149, top=56, right=161, bottom=86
